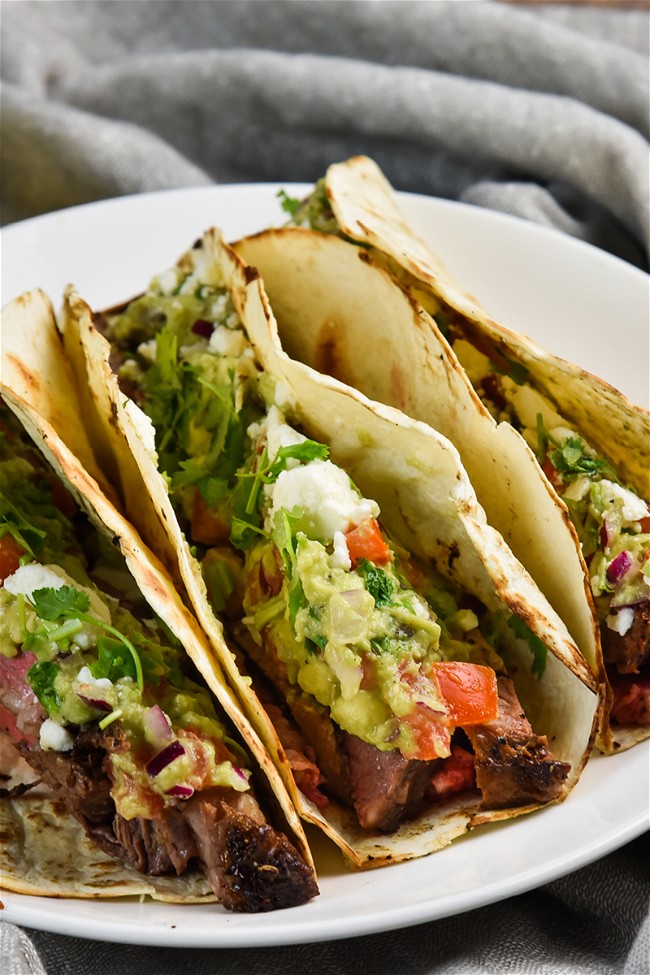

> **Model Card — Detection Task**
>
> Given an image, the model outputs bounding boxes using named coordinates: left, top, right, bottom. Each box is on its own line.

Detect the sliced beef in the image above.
left=112, top=808, right=198, bottom=876
left=19, top=724, right=317, bottom=911
left=238, top=621, right=440, bottom=829
left=601, top=602, right=650, bottom=676
left=343, top=734, right=435, bottom=832
left=0, top=652, right=45, bottom=745
left=183, top=788, right=318, bottom=912
left=464, top=677, right=570, bottom=808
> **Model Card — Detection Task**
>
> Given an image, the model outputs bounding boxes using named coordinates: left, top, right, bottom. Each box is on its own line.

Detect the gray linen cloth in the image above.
left=1, top=2, right=649, bottom=973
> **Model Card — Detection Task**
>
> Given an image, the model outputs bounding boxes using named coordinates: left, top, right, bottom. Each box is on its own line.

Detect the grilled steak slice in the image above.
left=343, top=734, right=435, bottom=832
left=19, top=725, right=317, bottom=910
left=183, top=788, right=318, bottom=912
left=601, top=602, right=650, bottom=676
left=464, top=677, right=570, bottom=808
left=239, top=623, right=438, bottom=829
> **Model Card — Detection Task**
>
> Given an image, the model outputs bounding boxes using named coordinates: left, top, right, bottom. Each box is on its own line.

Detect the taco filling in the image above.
left=452, top=344, right=650, bottom=728
left=0, top=409, right=317, bottom=911
left=281, top=175, right=649, bottom=735
left=98, top=254, right=572, bottom=833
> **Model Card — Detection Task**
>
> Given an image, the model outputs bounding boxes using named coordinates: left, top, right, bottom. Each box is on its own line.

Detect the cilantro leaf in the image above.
left=91, top=636, right=138, bottom=684
left=357, top=559, right=394, bottom=606
left=549, top=437, right=612, bottom=480
left=507, top=615, right=547, bottom=678
left=28, top=661, right=62, bottom=715
left=277, top=189, right=302, bottom=218
left=31, top=586, right=90, bottom=621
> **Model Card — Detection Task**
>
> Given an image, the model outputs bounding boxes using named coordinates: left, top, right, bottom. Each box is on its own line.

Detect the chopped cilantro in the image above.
left=28, top=660, right=62, bottom=714
left=27, top=586, right=144, bottom=692
left=357, top=559, right=394, bottom=606
left=277, top=189, right=302, bottom=219
left=549, top=437, right=612, bottom=481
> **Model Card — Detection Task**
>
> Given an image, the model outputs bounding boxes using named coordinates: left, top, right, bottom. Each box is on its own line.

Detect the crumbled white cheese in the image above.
left=208, top=324, right=247, bottom=358
left=265, top=407, right=307, bottom=464
left=548, top=425, right=582, bottom=444
left=136, top=338, right=158, bottom=363
left=39, top=719, right=74, bottom=752
left=603, top=481, right=649, bottom=524
left=606, top=607, right=634, bottom=636
left=563, top=475, right=591, bottom=502
left=75, top=666, right=113, bottom=691
left=3, top=564, right=111, bottom=623
left=267, top=459, right=379, bottom=540
left=154, top=268, right=182, bottom=296
left=330, top=531, right=352, bottom=571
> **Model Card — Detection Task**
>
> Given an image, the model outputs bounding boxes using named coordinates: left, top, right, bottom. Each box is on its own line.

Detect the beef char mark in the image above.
left=464, top=677, right=570, bottom=808
left=601, top=601, right=650, bottom=676
left=184, top=789, right=318, bottom=912
left=19, top=724, right=317, bottom=911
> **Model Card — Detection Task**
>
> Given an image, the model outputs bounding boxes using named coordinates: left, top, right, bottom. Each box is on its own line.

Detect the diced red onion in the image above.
left=600, top=520, right=612, bottom=550
left=233, top=767, right=248, bottom=783
left=166, top=784, right=194, bottom=799
left=146, top=740, right=185, bottom=778
left=77, top=694, right=112, bottom=714
left=142, top=705, right=173, bottom=743
left=339, top=589, right=367, bottom=609
left=191, top=319, right=214, bottom=338
left=606, top=551, right=634, bottom=584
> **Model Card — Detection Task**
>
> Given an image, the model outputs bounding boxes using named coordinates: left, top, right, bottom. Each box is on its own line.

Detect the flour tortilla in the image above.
left=0, top=312, right=314, bottom=897
left=51, top=229, right=598, bottom=867
left=233, top=154, right=648, bottom=752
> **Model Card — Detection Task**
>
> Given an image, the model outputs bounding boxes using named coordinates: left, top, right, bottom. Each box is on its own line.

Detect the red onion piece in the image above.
left=77, top=694, right=112, bottom=713
left=606, top=551, right=634, bottom=584
left=146, top=740, right=185, bottom=778
left=191, top=319, right=214, bottom=338
left=142, top=705, right=173, bottom=744
left=166, top=784, right=194, bottom=799
left=233, top=767, right=248, bottom=783
left=600, top=519, right=615, bottom=550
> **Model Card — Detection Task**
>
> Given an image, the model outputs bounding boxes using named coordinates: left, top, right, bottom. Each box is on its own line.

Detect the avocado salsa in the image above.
left=0, top=416, right=251, bottom=819
left=103, top=249, right=549, bottom=769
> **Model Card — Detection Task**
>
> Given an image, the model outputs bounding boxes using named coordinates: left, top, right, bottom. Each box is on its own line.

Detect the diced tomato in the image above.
left=638, top=515, right=650, bottom=533
left=191, top=489, right=230, bottom=545
left=0, top=534, right=25, bottom=584
left=609, top=671, right=650, bottom=727
left=541, top=456, right=563, bottom=491
left=427, top=745, right=476, bottom=801
left=432, top=661, right=499, bottom=727
left=345, top=518, right=391, bottom=567
left=404, top=704, right=452, bottom=762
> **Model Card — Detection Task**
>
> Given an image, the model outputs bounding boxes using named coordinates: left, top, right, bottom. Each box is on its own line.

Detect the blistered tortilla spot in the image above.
left=5, top=354, right=41, bottom=394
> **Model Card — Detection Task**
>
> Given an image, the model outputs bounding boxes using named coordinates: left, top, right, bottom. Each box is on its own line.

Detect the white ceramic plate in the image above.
left=1, top=186, right=648, bottom=947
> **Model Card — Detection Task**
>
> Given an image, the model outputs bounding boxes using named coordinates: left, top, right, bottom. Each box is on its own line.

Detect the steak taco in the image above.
left=6, top=230, right=598, bottom=867
left=0, top=392, right=317, bottom=911
left=234, top=155, right=649, bottom=753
